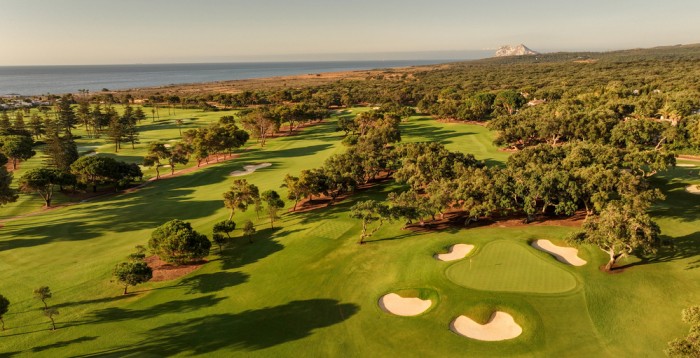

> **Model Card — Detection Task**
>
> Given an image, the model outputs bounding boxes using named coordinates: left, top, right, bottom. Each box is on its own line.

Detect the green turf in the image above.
left=445, top=240, right=579, bottom=294
left=0, top=110, right=698, bottom=357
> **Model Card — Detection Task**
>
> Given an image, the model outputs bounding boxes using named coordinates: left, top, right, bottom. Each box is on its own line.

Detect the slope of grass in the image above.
left=0, top=111, right=698, bottom=357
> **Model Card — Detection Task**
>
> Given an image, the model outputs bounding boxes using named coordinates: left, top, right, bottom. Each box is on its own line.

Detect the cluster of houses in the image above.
left=0, top=94, right=51, bottom=110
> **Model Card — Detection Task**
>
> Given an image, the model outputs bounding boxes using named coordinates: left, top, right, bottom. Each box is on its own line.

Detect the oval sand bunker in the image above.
left=230, top=163, right=272, bottom=176
left=531, top=239, right=587, bottom=266
left=450, top=311, right=522, bottom=341
left=435, top=244, right=475, bottom=261
left=686, top=185, right=700, bottom=194
left=379, top=293, right=432, bottom=316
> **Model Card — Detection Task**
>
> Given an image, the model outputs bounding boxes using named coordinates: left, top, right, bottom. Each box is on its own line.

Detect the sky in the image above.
left=1, top=0, right=699, bottom=65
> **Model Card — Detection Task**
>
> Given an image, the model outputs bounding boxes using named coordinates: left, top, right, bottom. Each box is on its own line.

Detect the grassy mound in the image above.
left=445, top=241, right=578, bottom=294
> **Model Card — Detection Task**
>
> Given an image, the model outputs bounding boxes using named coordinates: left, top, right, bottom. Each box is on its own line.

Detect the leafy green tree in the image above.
left=113, top=256, right=153, bottom=295
left=211, top=233, right=227, bottom=253
left=281, top=174, right=303, bottom=211
left=261, top=190, right=285, bottom=228
left=213, top=220, right=236, bottom=239
left=44, top=307, right=59, bottom=331
left=33, top=286, right=52, bottom=309
left=29, top=113, right=45, bottom=139
left=493, top=90, right=526, bottom=116
left=148, top=219, right=211, bottom=265
left=243, top=220, right=256, bottom=243
left=167, top=143, right=190, bottom=175
left=143, top=143, right=169, bottom=179
left=568, top=201, right=661, bottom=271
left=0, top=155, right=17, bottom=206
left=223, top=179, right=260, bottom=220
left=0, top=294, right=9, bottom=331
left=0, top=112, right=11, bottom=135
left=19, top=168, right=62, bottom=207
left=350, top=200, right=393, bottom=244
left=666, top=306, right=700, bottom=357
left=0, top=135, right=35, bottom=170
left=44, top=133, right=78, bottom=172
left=13, top=111, right=26, bottom=132
left=57, top=95, right=77, bottom=134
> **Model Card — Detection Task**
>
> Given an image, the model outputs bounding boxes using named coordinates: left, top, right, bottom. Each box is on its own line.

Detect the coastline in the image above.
left=108, top=63, right=451, bottom=96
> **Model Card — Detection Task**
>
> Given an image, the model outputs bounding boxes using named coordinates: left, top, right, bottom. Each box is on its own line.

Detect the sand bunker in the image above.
left=450, top=312, right=522, bottom=341
left=686, top=185, right=700, bottom=194
left=378, top=293, right=432, bottom=316
left=531, top=240, right=586, bottom=266
left=435, top=244, right=475, bottom=261
left=677, top=163, right=696, bottom=167
left=230, top=163, right=272, bottom=176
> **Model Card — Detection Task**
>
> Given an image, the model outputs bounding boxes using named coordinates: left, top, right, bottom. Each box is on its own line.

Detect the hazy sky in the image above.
left=1, top=0, right=699, bottom=65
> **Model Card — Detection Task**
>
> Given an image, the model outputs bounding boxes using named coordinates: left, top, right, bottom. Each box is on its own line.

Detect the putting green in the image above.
left=445, top=240, right=578, bottom=294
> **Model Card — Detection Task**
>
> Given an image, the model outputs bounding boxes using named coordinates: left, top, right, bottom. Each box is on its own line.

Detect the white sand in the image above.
left=378, top=293, right=431, bottom=316
left=531, top=239, right=587, bottom=266
left=230, top=163, right=272, bottom=176
left=85, top=152, right=99, bottom=157
left=676, top=163, right=696, bottom=167
left=450, top=312, right=522, bottom=341
left=435, top=244, right=475, bottom=261
left=686, top=185, right=700, bottom=194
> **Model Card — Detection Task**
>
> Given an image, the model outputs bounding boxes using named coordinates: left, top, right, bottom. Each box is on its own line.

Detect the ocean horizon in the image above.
left=0, top=55, right=491, bottom=96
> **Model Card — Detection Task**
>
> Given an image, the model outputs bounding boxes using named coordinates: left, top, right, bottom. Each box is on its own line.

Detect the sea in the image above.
left=0, top=58, right=486, bottom=96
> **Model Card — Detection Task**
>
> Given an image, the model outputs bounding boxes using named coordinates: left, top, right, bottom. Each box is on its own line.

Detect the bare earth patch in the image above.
left=531, top=239, right=587, bottom=266
left=435, top=244, right=475, bottom=261
left=145, top=255, right=205, bottom=282
left=686, top=185, right=700, bottom=194
left=450, top=311, right=522, bottom=341
left=378, top=293, right=432, bottom=316
left=230, top=163, right=272, bottom=176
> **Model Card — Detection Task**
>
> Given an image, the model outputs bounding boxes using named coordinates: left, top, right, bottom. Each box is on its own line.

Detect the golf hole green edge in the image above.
left=445, top=240, right=579, bottom=294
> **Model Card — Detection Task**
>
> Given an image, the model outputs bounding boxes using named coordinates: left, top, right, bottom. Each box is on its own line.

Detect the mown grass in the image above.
left=0, top=111, right=698, bottom=357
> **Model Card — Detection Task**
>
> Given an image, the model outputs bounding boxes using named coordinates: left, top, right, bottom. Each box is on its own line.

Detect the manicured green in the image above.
left=0, top=110, right=698, bottom=357
left=445, top=240, right=579, bottom=294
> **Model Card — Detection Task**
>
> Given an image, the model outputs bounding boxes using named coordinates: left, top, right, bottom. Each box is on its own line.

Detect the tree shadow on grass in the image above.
left=30, top=336, right=99, bottom=353
left=400, top=121, right=469, bottom=145
left=0, top=187, right=221, bottom=251
left=75, top=299, right=359, bottom=356
left=176, top=271, right=250, bottom=294
left=70, top=295, right=226, bottom=327
left=649, top=176, right=700, bottom=223
left=220, top=227, right=285, bottom=270
left=615, top=232, right=700, bottom=270
left=246, top=143, right=333, bottom=162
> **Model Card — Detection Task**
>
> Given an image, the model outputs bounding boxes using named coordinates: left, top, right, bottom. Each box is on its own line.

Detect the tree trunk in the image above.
left=1, top=317, right=4, bottom=331
left=93, top=184, right=97, bottom=193
left=155, top=167, right=160, bottom=179
left=50, top=317, right=56, bottom=331
left=12, top=158, right=17, bottom=170
left=228, top=210, right=234, bottom=221
left=270, top=217, right=274, bottom=229
left=45, top=198, right=51, bottom=207
left=293, top=199, right=298, bottom=211
left=605, top=251, right=622, bottom=271
left=359, top=221, right=368, bottom=244
left=123, top=285, right=129, bottom=295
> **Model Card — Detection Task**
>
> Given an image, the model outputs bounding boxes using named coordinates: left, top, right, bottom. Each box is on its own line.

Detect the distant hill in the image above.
left=495, top=44, right=539, bottom=57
